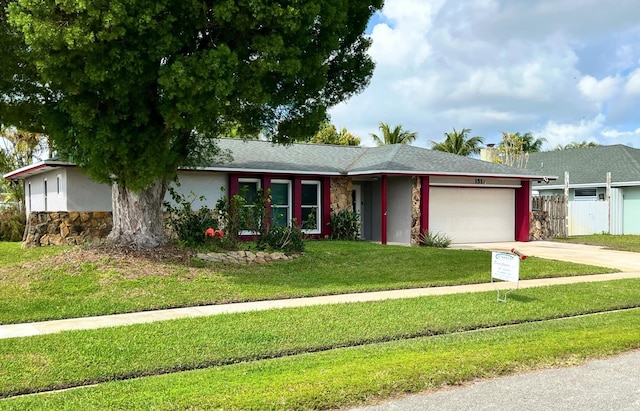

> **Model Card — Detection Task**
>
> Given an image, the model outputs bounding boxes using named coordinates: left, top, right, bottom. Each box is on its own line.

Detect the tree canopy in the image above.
left=310, top=122, right=360, bottom=146
left=430, top=128, right=483, bottom=156
left=370, top=122, right=417, bottom=146
left=1, top=0, right=382, bottom=247
left=498, top=132, right=546, bottom=153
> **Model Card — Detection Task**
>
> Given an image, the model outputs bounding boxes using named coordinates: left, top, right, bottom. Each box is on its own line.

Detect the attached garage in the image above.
left=429, top=186, right=516, bottom=243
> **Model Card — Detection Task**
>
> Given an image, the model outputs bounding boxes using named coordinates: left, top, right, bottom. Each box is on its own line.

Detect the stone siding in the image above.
left=23, top=211, right=112, bottom=247
left=410, top=176, right=422, bottom=245
left=330, top=177, right=353, bottom=213
left=529, top=210, right=552, bottom=240
left=197, top=250, right=301, bottom=264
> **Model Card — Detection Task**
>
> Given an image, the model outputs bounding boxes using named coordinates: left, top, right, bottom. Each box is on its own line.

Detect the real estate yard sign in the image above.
left=491, top=252, right=520, bottom=302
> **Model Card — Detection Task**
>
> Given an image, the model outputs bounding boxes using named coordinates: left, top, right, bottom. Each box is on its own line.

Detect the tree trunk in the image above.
left=107, top=179, right=168, bottom=249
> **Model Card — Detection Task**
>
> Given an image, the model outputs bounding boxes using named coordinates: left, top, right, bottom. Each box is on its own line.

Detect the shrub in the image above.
left=260, top=224, right=305, bottom=253
left=418, top=230, right=452, bottom=248
left=163, top=186, right=219, bottom=247
left=329, top=210, right=360, bottom=240
left=0, top=206, right=26, bottom=242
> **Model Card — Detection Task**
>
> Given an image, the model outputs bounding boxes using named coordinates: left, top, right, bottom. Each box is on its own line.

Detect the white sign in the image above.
left=491, top=252, right=520, bottom=283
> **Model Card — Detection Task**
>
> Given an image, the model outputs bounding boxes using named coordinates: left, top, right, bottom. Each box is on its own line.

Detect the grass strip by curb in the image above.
left=2, top=309, right=639, bottom=410
left=1, top=279, right=640, bottom=397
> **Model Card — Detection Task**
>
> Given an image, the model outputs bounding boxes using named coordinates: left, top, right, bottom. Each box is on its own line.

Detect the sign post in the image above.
left=491, top=251, right=521, bottom=302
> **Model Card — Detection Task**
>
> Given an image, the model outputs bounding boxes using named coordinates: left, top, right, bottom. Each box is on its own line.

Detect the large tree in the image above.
left=430, top=127, right=484, bottom=156
left=370, top=122, right=417, bottom=146
left=1, top=0, right=382, bottom=248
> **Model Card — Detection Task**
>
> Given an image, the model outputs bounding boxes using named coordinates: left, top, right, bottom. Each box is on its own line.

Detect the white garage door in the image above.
left=429, top=187, right=515, bottom=243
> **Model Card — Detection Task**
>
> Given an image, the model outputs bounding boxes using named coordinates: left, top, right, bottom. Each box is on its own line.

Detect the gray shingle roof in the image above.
left=525, top=145, right=640, bottom=186
left=209, top=139, right=550, bottom=179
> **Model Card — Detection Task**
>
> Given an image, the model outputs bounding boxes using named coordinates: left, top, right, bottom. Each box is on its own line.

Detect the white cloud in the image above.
left=577, top=75, right=623, bottom=105
left=624, top=68, right=640, bottom=95
left=329, top=0, right=640, bottom=149
left=537, top=115, right=605, bottom=150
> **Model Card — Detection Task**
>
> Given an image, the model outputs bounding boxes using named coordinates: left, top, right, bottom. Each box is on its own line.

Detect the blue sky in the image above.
left=329, top=0, right=640, bottom=149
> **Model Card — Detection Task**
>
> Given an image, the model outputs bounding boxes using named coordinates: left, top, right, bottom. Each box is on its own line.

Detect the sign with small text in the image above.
left=491, top=252, right=520, bottom=283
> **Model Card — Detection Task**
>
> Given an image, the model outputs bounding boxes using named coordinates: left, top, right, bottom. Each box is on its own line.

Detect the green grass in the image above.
left=2, top=279, right=639, bottom=398
left=2, top=309, right=639, bottom=410
left=0, top=241, right=615, bottom=324
left=554, top=234, right=640, bottom=252
left=0, top=242, right=69, bottom=267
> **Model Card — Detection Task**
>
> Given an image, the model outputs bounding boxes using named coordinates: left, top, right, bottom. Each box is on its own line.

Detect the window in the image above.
left=56, top=174, right=62, bottom=196
left=28, top=182, right=32, bottom=212
left=238, top=178, right=261, bottom=233
left=574, top=188, right=597, bottom=201
left=301, top=181, right=321, bottom=233
left=270, top=180, right=291, bottom=227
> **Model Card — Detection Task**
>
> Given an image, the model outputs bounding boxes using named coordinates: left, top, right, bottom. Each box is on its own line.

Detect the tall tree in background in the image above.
left=0, top=126, right=48, bottom=208
left=1, top=0, right=383, bottom=248
left=495, top=131, right=547, bottom=167
left=310, top=122, right=361, bottom=146
left=370, top=122, right=417, bottom=146
left=553, top=141, right=599, bottom=150
left=430, top=127, right=484, bottom=156
left=510, top=132, right=546, bottom=153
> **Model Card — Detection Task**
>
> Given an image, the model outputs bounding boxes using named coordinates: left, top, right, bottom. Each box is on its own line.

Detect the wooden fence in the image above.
left=532, top=196, right=567, bottom=238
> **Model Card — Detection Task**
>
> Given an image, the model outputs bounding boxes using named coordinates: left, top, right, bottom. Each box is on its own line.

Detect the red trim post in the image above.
left=381, top=175, right=388, bottom=245
left=514, top=179, right=530, bottom=242
left=322, top=177, right=332, bottom=238
left=420, top=176, right=429, bottom=234
left=229, top=174, right=239, bottom=197
left=293, top=177, right=302, bottom=227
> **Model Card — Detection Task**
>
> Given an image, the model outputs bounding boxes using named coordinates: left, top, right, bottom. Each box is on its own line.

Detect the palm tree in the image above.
left=553, top=141, right=599, bottom=150
left=430, top=128, right=484, bottom=156
left=517, top=132, right=546, bottom=152
left=370, top=122, right=417, bottom=146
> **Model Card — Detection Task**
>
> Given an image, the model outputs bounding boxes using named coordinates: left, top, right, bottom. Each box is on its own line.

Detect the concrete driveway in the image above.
left=452, top=240, right=640, bottom=272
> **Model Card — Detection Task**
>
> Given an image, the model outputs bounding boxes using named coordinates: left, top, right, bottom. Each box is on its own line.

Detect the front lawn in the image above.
left=554, top=234, right=640, bottom=252
left=0, top=241, right=615, bottom=324
left=1, top=281, right=639, bottom=408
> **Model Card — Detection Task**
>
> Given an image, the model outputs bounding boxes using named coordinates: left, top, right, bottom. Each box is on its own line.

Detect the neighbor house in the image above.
left=4, top=139, right=555, bottom=245
left=523, top=144, right=640, bottom=235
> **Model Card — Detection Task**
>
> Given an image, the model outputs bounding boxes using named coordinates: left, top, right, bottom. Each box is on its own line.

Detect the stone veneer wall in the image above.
left=330, top=177, right=353, bottom=213
left=23, top=211, right=113, bottom=247
left=410, top=176, right=422, bottom=245
left=529, top=210, right=551, bottom=240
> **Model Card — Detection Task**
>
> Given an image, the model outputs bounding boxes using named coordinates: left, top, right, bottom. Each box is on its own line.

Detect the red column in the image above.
left=515, top=180, right=530, bottom=242
left=293, top=177, right=302, bottom=227
left=420, top=176, right=429, bottom=234
left=322, top=177, right=332, bottom=238
left=381, top=175, right=387, bottom=245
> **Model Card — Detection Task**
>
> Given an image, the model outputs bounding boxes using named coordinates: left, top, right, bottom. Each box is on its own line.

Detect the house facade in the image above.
left=4, top=139, right=554, bottom=245
left=524, top=145, right=640, bottom=235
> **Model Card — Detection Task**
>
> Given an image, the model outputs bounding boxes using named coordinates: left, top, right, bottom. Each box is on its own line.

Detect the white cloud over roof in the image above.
left=329, top=0, right=640, bottom=149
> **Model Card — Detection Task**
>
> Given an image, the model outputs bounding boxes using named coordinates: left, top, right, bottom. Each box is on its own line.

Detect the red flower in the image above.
left=214, top=229, right=224, bottom=238
left=204, top=228, right=215, bottom=237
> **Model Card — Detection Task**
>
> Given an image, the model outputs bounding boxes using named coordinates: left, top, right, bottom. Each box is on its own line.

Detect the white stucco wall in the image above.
left=25, top=168, right=229, bottom=213
left=66, top=168, right=112, bottom=211
left=169, top=171, right=228, bottom=210
left=25, top=169, right=67, bottom=213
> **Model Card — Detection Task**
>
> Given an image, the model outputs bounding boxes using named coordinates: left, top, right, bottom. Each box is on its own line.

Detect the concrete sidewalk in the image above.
left=2, top=271, right=639, bottom=340
left=2, top=241, right=639, bottom=340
